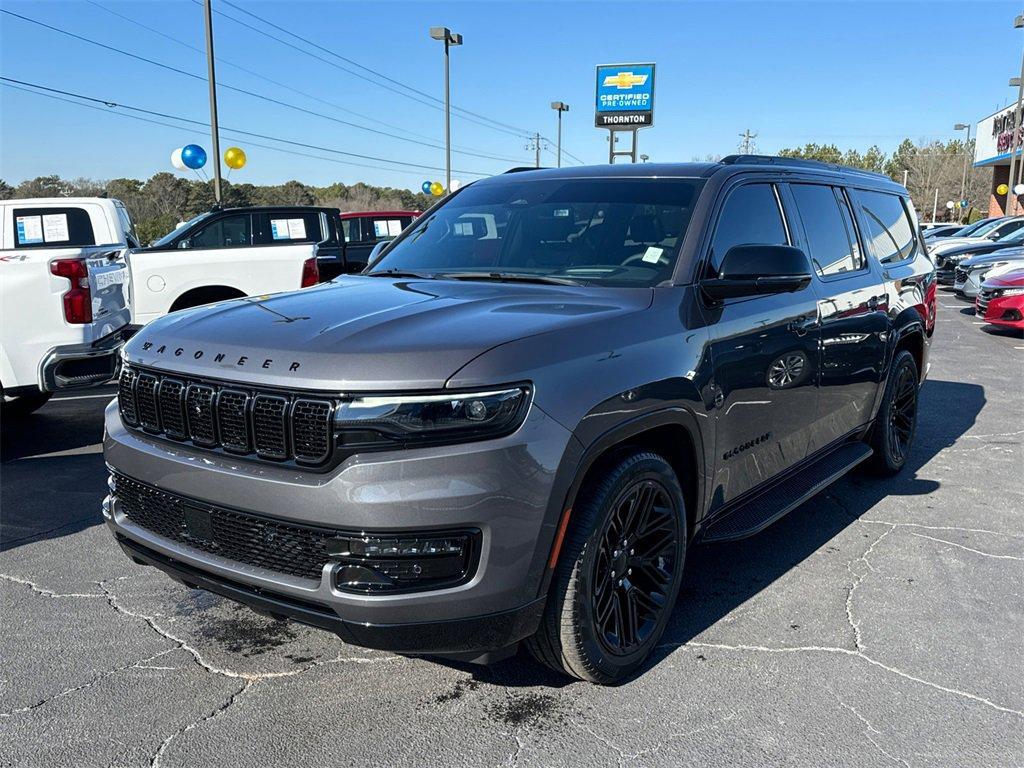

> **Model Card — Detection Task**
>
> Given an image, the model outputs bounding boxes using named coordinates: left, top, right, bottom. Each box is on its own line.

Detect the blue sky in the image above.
left=0, top=0, right=1021, bottom=191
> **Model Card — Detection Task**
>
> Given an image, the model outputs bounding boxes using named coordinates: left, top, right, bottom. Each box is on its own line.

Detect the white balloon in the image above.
left=170, top=147, right=187, bottom=171
left=1014, top=183, right=1024, bottom=195
left=945, top=201, right=955, bottom=209
left=449, top=178, right=462, bottom=192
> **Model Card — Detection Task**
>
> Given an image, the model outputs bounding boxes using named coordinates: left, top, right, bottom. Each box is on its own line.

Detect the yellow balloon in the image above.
left=224, top=146, right=247, bottom=170
left=997, top=183, right=1009, bottom=196
left=430, top=181, right=444, bottom=196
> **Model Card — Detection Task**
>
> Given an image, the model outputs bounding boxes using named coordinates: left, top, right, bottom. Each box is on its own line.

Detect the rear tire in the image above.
left=867, top=349, right=919, bottom=476
left=526, top=450, right=687, bottom=684
left=1, top=387, right=52, bottom=418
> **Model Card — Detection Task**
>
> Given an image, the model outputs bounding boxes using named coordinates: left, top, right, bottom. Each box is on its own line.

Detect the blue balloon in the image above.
left=182, top=144, right=207, bottom=170
left=421, top=181, right=432, bottom=194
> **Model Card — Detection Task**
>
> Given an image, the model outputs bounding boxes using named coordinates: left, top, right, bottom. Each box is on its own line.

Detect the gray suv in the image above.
left=104, top=157, right=935, bottom=683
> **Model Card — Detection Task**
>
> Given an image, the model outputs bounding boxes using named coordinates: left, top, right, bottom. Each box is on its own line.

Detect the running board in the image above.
left=700, top=442, right=873, bottom=543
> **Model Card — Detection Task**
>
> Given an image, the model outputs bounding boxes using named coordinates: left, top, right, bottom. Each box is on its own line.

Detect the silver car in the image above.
left=953, top=248, right=1024, bottom=297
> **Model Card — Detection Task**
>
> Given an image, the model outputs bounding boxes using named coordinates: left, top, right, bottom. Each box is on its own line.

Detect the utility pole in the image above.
left=738, top=129, right=758, bottom=155
left=954, top=122, right=971, bottom=219
left=203, top=0, right=222, bottom=204
left=1006, top=14, right=1024, bottom=214
left=932, top=188, right=939, bottom=222
left=430, top=27, right=462, bottom=192
left=534, top=132, right=541, bottom=168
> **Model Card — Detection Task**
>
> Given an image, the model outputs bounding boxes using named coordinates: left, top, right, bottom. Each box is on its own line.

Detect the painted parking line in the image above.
left=53, top=392, right=117, bottom=401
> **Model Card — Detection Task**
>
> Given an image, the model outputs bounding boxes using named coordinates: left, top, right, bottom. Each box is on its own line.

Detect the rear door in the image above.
left=783, top=183, right=887, bottom=454
left=701, top=180, right=822, bottom=510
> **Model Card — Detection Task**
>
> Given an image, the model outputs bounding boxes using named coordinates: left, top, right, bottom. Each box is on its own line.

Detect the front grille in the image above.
left=119, top=365, right=334, bottom=465
left=955, top=267, right=969, bottom=283
left=115, top=473, right=332, bottom=581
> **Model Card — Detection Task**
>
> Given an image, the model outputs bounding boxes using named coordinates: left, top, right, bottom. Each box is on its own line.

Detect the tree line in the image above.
left=0, top=174, right=435, bottom=245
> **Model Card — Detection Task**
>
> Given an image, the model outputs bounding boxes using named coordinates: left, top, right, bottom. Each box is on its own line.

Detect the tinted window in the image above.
left=365, top=217, right=412, bottom=243
left=988, top=219, right=1024, bottom=240
left=254, top=211, right=320, bottom=245
left=709, top=184, right=788, bottom=273
left=855, top=191, right=916, bottom=265
left=370, top=179, right=703, bottom=287
left=12, top=207, right=95, bottom=248
left=340, top=218, right=359, bottom=243
left=190, top=214, right=251, bottom=248
left=791, top=184, right=864, bottom=277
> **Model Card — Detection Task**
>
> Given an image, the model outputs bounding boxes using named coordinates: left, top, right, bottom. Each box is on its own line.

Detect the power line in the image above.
left=0, top=77, right=493, bottom=178
left=0, top=9, right=528, bottom=165
left=216, top=0, right=536, bottom=139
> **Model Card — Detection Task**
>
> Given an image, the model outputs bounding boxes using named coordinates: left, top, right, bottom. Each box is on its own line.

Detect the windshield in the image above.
left=149, top=211, right=214, bottom=248
left=368, top=178, right=704, bottom=286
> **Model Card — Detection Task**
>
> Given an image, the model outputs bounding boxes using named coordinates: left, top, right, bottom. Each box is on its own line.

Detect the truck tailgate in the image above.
left=78, top=246, right=132, bottom=340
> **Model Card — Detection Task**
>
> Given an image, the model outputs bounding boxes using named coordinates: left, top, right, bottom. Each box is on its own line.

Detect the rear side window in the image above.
left=190, top=214, right=252, bottom=248
left=254, top=212, right=321, bottom=245
left=12, top=207, right=95, bottom=248
left=855, top=191, right=916, bottom=265
left=365, top=217, right=411, bottom=243
left=709, top=184, right=788, bottom=274
left=340, top=218, right=359, bottom=243
left=790, top=184, right=864, bottom=277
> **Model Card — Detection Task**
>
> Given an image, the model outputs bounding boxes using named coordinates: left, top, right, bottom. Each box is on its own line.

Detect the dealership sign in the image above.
left=975, top=104, right=1023, bottom=166
left=595, top=63, right=655, bottom=128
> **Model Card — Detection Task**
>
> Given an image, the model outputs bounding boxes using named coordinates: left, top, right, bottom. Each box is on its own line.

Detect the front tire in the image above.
left=526, top=450, right=687, bottom=684
left=868, top=349, right=919, bottom=476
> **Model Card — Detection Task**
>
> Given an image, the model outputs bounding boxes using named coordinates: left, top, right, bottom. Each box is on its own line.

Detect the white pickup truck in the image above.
left=1, top=200, right=331, bottom=415
left=0, top=197, right=133, bottom=414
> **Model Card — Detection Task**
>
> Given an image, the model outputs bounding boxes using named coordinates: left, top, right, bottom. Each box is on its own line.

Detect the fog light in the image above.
left=328, top=532, right=477, bottom=593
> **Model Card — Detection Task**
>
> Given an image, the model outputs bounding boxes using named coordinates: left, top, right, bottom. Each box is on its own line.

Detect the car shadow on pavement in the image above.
left=447, top=378, right=984, bottom=687
left=1, top=394, right=112, bottom=551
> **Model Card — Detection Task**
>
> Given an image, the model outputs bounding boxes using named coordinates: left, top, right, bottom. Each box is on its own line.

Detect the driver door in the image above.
left=700, top=181, right=821, bottom=511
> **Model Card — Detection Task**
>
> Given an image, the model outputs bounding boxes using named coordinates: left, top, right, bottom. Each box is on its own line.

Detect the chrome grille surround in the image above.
left=118, top=364, right=335, bottom=466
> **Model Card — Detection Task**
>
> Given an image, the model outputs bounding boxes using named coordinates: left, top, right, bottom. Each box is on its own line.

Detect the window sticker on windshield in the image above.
left=642, top=246, right=664, bottom=264
left=42, top=213, right=70, bottom=242
left=16, top=215, right=44, bottom=244
left=374, top=221, right=388, bottom=238
left=270, top=218, right=307, bottom=240
left=386, top=219, right=402, bottom=236
left=553, top=208, right=570, bottom=217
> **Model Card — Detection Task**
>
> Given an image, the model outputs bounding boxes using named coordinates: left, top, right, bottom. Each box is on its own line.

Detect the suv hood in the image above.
left=962, top=248, right=1024, bottom=268
left=125, top=276, right=652, bottom=390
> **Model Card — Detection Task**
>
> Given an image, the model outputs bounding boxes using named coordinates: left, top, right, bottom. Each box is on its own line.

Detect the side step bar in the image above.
left=701, top=442, right=873, bottom=543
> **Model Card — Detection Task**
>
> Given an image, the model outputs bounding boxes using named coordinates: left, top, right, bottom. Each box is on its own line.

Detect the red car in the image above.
left=976, top=268, right=1024, bottom=331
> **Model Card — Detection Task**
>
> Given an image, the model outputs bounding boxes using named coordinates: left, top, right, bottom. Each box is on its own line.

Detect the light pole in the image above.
left=429, top=26, right=462, bottom=192
left=954, top=122, right=971, bottom=219
left=203, top=0, right=222, bottom=204
left=640, top=154, right=650, bottom=163
left=550, top=102, right=569, bottom=167
left=1005, top=14, right=1024, bottom=214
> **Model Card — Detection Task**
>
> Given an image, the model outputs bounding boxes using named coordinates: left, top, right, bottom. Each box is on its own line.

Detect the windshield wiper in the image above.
left=365, top=268, right=435, bottom=279
left=437, top=271, right=580, bottom=286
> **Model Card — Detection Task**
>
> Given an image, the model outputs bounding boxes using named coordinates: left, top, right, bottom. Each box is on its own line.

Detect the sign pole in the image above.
left=203, top=0, right=222, bottom=205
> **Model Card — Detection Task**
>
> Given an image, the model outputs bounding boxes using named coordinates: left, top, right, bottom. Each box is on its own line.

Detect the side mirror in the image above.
left=701, top=244, right=813, bottom=300
left=177, top=238, right=191, bottom=250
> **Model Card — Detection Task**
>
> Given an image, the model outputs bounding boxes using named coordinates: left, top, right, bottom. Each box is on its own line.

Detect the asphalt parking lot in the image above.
left=2, top=297, right=1022, bottom=768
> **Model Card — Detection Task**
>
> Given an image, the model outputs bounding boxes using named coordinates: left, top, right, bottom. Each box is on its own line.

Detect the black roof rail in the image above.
left=719, top=154, right=892, bottom=181
left=504, top=166, right=545, bottom=174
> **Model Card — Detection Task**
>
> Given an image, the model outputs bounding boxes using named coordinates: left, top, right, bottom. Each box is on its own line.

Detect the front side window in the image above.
left=13, top=207, right=95, bottom=248
left=190, top=214, right=252, bottom=248
left=369, top=178, right=704, bottom=287
left=790, top=184, right=864, bottom=277
left=855, top=190, right=916, bottom=265
left=708, top=183, right=788, bottom=274
left=988, top=219, right=1024, bottom=241
left=366, top=217, right=411, bottom=243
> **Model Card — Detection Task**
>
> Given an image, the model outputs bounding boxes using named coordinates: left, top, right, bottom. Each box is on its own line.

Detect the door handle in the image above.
left=788, top=315, right=820, bottom=336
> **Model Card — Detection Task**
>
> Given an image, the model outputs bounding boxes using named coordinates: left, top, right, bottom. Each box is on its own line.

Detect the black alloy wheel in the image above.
left=888, top=363, right=918, bottom=464
left=868, top=349, right=919, bottom=476
left=592, top=479, right=680, bottom=655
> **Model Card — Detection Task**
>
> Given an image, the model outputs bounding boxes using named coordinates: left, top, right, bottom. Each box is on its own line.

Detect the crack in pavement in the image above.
left=149, top=679, right=252, bottom=768
left=907, top=532, right=1024, bottom=562
left=0, top=648, right=177, bottom=718
left=845, top=525, right=896, bottom=652
left=1, top=572, right=105, bottom=598
left=828, top=687, right=911, bottom=768
left=660, top=642, right=1024, bottom=720
left=858, top=520, right=1024, bottom=540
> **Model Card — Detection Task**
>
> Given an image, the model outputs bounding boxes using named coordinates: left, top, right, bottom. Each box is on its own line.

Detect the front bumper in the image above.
left=39, top=328, right=126, bottom=391
left=979, top=295, right=1024, bottom=330
left=102, top=399, right=578, bottom=654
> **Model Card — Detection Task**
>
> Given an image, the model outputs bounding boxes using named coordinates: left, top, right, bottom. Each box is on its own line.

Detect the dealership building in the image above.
left=975, top=104, right=1024, bottom=215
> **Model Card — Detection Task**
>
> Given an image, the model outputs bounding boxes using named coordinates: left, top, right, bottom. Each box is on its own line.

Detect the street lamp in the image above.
left=550, top=101, right=569, bottom=167
left=429, top=26, right=462, bottom=192
left=1005, top=15, right=1024, bottom=214
left=954, top=122, right=971, bottom=219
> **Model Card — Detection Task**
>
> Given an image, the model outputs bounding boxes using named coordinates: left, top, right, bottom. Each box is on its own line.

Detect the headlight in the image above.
left=994, top=287, right=1024, bottom=297
left=334, top=386, right=531, bottom=450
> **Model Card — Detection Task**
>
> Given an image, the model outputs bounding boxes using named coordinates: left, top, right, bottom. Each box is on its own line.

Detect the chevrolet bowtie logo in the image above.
left=603, top=71, right=648, bottom=89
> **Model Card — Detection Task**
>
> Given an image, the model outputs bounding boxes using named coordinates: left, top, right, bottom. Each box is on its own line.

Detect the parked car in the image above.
left=933, top=226, right=1024, bottom=284
left=317, top=210, right=420, bottom=281
left=954, top=249, right=1024, bottom=298
left=928, top=216, right=1024, bottom=257
left=128, top=206, right=333, bottom=326
left=103, top=156, right=934, bottom=683
left=922, top=223, right=967, bottom=239
left=976, top=268, right=1024, bottom=331
left=1, top=197, right=132, bottom=415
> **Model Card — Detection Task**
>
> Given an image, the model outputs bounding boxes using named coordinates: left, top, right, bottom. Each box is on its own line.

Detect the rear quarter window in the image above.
left=12, top=207, right=96, bottom=248
left=853, top=190, right=917, bottom=265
